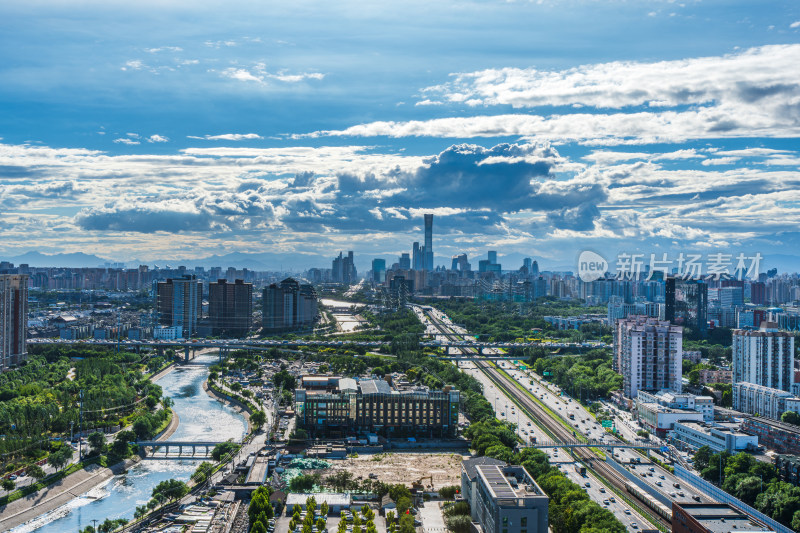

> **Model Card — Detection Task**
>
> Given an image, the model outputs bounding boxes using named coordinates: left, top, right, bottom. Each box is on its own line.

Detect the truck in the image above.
left=568, top=413, right=575, bottom=420
left=574, top=464, right=586, bottom=476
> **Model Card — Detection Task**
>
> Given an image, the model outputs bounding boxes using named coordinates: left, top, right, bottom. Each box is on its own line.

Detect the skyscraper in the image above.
left=412, top=242, right=423, bottom=270
left=615, top=315, right=683, bottom=398
left=372, top=258, right=386, bottom=283
left=732, top=323, right=794, bottom=391
left=0, top=274, right=28, bottom=370
left=665, top=278, right=708, bottom=334
left=208, top=279, right=253, bottom=337
left=332, top=251, right=357, bottom=284
left=399, top=253, right=411, bottom=270
left=424, top=213, right=434, bottom=271
left=488, top=251, right=497, bottom=264
left=156, top=275, right=202, bottom=337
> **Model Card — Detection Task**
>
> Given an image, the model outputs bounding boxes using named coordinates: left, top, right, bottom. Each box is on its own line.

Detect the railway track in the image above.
left=422, top=309, right=672, bottom=531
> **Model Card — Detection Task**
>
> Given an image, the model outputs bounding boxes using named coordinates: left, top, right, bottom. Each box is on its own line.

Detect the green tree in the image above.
left=211, top=441, right=238, bottom=461
left=27, top=464, right=45, bottom=480
left=87, top=431, right=106, bottom=454
left=250, top=410, right=267, bottom=428
left=781, top=410, right=800, bottom=426
left=151, top=479, right=189, bottom=502
left=693, top=446, right=712, bottom=471
left=2, top=478, right=15, bottom=491
left=48, top=445, right=73, bottom=471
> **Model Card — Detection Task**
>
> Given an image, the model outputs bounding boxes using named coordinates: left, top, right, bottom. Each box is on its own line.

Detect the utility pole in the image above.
left=79, top=389, right=84, bottom=461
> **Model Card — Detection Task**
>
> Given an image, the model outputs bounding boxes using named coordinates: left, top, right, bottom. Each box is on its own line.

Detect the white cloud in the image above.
left=701, top=156, right=740, bottom=166
left=296, top=104, right=800, bottom=145
left=221, top=68, right=263, bottom=83
left=145, top=46, right=183, bottom=53
left=419, top=44, right=800, bottom=108
left=187, top=133, right=264, bottom=141
left=146, top=134, right=169, bottom=143
left=113, top=138, right=140, bottom=145
left=220, top=66, right=325, bottom=84
left=791, top=21, right=800, bottom=29
left=122, top=60, right=144, bottom=71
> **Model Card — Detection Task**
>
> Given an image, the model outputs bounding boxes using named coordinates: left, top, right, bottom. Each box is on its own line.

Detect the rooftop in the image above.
left=285, top=492, right=351, bottom=507
left=476, top=464, right=543, bottom=501
left=675, top=503, right=774, bottom=533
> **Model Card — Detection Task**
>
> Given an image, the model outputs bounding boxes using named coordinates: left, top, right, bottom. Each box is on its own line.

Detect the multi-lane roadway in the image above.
left=413, top=304, right=713, bottom=532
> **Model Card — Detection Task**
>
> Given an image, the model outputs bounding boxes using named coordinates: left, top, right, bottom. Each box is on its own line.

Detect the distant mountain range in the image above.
left=3, top=249, right=799, bottom=275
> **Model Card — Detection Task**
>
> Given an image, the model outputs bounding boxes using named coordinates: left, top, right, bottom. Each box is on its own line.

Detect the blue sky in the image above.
left=1, top=0, right=800, bottom=270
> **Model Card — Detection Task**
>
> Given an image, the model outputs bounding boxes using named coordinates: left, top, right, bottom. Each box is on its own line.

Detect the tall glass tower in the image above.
left=424, top=213, right=434, bottom=270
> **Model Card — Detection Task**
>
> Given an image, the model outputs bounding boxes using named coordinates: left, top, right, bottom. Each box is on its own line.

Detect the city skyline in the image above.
left=2, top=2, right=800, bottom=269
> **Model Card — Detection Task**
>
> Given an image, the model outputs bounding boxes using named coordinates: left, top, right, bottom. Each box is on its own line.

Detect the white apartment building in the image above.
left=732, top=323, right=794, bottom=392
left=733, top=382, right=800, bottom=420
left=615, top=315, right=682, bottom=399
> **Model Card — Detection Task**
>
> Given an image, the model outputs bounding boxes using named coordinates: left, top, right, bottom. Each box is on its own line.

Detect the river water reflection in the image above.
left=12, top=353, right=246, bottom=533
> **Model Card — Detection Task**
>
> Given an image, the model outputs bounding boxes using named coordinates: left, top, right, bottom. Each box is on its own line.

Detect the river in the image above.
left=11, top=352, right=247, bottom=533
left=320, top=299, right=367, bottom=333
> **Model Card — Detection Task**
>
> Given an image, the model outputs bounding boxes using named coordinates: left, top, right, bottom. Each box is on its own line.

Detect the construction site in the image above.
left=325, top=452, right=466, bottom=489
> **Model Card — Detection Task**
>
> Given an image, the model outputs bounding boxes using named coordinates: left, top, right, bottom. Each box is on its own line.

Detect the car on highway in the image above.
left=623, top=509, right=631, bottom=515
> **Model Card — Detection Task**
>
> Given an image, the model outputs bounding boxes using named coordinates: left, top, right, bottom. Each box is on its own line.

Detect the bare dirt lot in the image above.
left=326, top=452, right=469, bottom=489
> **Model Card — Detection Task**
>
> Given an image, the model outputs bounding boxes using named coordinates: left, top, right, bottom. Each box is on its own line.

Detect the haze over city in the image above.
left=2, top=1, right=800, bottom=271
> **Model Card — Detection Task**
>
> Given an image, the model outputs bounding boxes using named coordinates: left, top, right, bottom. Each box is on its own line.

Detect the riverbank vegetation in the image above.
left=0, top=344, right=175, bottom=500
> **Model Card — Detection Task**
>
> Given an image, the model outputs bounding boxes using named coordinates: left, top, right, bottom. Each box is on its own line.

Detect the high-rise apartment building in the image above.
left=262, top=277, right=318, bottom=331
left=615, top=315, right=683, bottom=399
left=0, top=274, right=28, bottom=370
left=156, top=275, right=202, bottom=338
left=750, top=281, right=767, bottom=305
left=732, top=323, right=794, bottom=391
left=208, top=279, right=253, bottom=337
left=424, top=213, right=434, bottom=271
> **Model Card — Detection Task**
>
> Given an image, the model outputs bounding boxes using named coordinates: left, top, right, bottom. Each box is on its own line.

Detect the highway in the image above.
left=413, top=305, right=671, bottom=532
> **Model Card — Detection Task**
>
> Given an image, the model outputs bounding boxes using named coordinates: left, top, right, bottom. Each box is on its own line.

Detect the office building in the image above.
left=371, top=258, right=386, bottom=283
left=399, top=253, right=411, bottom=270
left=461, top=457, right=508, bottom=522
left=208, top=279, right=253, bottom=337
left=637, top=403, right=704, bottom=437
left=732, top=382, right=800, bottom=420
left=637, top=390, right=714, bottom=422
left=262, top=277, right=319, bottom=332
left=672, top=421, right=758, bottom=454
left=741, top=416, right=800, bottom=455
left=156, top=275, right=202, bottom=337
left=614, top=316, right=683, bottom=399
left=295, top=377, right=459, bottom=438
left=332, top=251, right=357, bottom=284
left=665, top=278, right=708, bottom=334
left=412, top=242, right=422, bottom=270
left=468, top=462, right=549, bottom=533
left=732, top=324, right=794, bottom=392
left=424, top=213, right=434, bottom=271
left=488, top=250, right=497, bottom=265
left=0, top=274, right=28, bottom=370
left=671, top=503, right=774, bottom=533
